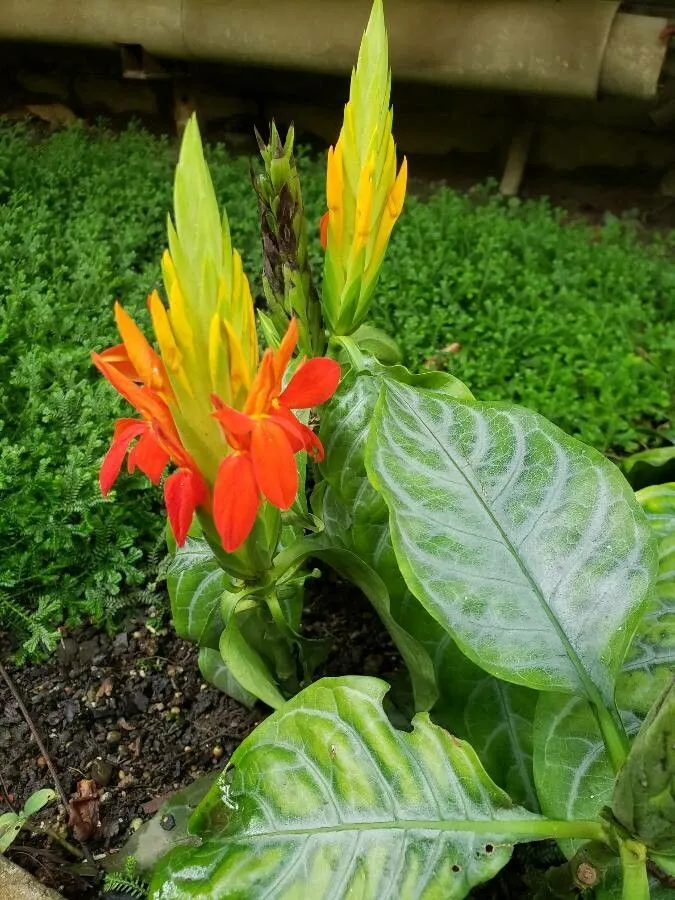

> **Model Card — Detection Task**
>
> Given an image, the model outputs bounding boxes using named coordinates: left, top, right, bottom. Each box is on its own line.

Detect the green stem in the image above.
left=619, top=840, right=650, bottom=900
left=594, top=701, right=630, bottom=772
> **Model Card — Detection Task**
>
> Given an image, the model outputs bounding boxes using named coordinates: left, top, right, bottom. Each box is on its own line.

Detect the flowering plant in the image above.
left=95, top=2, right=673, bottom=897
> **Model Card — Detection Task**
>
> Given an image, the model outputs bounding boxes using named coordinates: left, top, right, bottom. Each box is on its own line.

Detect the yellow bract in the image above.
left=322, top=0, right=407, bottom=334
left=147, top=115, right=259, bottom=483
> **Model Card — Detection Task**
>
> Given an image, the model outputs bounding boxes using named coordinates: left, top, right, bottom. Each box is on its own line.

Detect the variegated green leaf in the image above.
left=318, top=364, right=471, bottom=712
left=533, top=693, right=641, bottom=858
left=433, top=663, right=539, bottom=813
left=149, top=677, right=551, bottom=900
left=167, top=534, right=231, bottom=649
left=319, top=365, right=537, bottom=804
left=618, top=483, right=675, bottom=716
left=366, top=381, right=657, bottom=707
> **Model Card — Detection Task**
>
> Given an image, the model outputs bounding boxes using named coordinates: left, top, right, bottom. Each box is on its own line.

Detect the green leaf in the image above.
left=149, top=676, right=545, bottom=900
left=622, top=446, right=675, bottom=491
left=318, top=365, right=537, bottom=805
left=533, top=694, right=640, bottom=858
left=219, top=594, right=286, bottom=710
left=0, top=812, right=21, bottom=853
left=618, top=483, right=675, bottom=716
left=434, top=665, right=539, bottom=812
left=612, top=678, right=675, bottom=854
left=106, top=774, right=217, bottom=876
left=198, top=647, right=257, bottom=709
left=350, top=324, right=402, bottom=364
left=317, top=365, right=472, bottom=712
left=366, top=381, right=657, bottom=706
left=21, top=788, right=56, bottom=817
left=167, top=534, right=231, bottom=649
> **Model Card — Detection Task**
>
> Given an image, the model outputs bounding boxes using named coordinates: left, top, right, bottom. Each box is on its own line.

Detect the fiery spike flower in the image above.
left=212, top=318, right=340, bottom=551
left=94, top=116, right=341, bottom=558
left=321, top=0, right=407, bottom=336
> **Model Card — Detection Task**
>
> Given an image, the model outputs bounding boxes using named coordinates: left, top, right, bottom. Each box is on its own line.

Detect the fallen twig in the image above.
left=0, top=660, right=96, bottom=866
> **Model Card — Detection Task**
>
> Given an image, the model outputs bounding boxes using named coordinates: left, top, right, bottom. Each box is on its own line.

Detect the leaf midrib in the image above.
left=388, top=386, right=606, bottom=707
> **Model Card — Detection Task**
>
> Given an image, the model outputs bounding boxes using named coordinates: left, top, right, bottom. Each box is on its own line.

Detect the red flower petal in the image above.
left=127, top=429, right=170, bottom=485
left=211, top=396, right=255, bottom=436
left=213, top=453, right=260, bottom=552
left=100, top=420, right=145, bottom=496
left=279, top=357, right=341, bottom=409
left=164, top=468, right=208, bottom=547
left=251, top=419, right=298, bottom=510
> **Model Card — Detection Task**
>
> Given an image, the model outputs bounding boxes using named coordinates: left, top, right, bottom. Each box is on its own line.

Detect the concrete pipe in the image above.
left=0, top=0, right=668, bottom=100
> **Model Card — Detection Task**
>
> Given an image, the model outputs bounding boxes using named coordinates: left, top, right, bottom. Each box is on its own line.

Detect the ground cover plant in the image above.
left=2, top=102, right=675, bottom=660
left=74, top=2, right=675, bottom=897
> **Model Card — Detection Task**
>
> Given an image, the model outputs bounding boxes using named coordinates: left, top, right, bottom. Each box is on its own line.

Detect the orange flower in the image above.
left=211, top=318, right=341, bottom=551
left=92, top=303, right=207, bottom=545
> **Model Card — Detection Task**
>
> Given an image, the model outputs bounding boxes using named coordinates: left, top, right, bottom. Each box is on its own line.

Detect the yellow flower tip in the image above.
left=149, top=289, right=182, bottom=377
left=326, top=144, right=344, bottom=211
left=387, top=156, right=408, bottom=220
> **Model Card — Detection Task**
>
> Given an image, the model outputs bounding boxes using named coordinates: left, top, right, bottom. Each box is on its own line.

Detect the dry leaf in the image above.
left=67, top=779, right=100, bottom=841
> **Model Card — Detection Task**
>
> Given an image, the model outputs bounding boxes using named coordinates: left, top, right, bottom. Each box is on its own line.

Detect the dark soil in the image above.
left=0, top=582, right=400, bottom=898
left=1, top=580, right=562, bottom=899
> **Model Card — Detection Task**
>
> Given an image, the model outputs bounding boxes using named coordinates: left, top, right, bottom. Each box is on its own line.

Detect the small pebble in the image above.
left=36, top=755, right=47, bottom=768
left=106, top=730, right=121, bottom=746
left=212, top=746, right=224, bottom=759
left=91, top=758, right=114, bottom=786
left=183, top=746, right=192, bottom=753
left=169, top=706, right=181, bottom=716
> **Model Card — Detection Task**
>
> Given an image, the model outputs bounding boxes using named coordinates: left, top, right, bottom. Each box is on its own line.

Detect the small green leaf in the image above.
left=149, top=676, right=545, bottom=900
left=21, top=788, right=56, bottom=817
left=612, top=678, right=675, bottom=854
left=366, top=381, right=657, bottom=707
left=0, top=812, right=22, bottom=853
left=350, top=324, right=402, bottom=364
left=219, top=595, right=286, bottom=710
left=198, top=647, right=256, bottom=709
left=167, top=534, right=231, bottom=649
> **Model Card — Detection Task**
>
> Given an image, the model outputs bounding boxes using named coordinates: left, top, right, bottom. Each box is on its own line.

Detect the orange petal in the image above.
left=279, top=357, right=341, bottom=409
left=97, top=344, right=138, bottom=381
left=213, top=453, right=260, bottom=552
left=273, top=318, right=299, bottom=387
left=164, top=468, right=208, bottom=547
left=251, top=419, right=297, bottom=510
left=127, top=429, right=170, bottom=485
left=114, top=302, right=165, bottom=391
left=319, top=212, right=329, bottom=251
left=244, top=350, right=276, bottom=416
left=100, top=420, right=145, bottom=496
left=211, top=395, right=255, bottom=436
left=271, top=408, right=325, bottom=461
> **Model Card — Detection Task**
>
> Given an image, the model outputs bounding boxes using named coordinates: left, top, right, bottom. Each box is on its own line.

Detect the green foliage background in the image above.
left=0, top=121, right=673, bottom=655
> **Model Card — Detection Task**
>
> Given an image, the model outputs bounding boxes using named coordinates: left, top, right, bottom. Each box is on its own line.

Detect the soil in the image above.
left=0, top=578, right=564, bottom=900
left=0, top=581, right=401, bottom=899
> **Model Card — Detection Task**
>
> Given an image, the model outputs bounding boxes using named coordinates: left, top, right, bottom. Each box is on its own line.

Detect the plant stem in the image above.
left=619, top=840, right=650, bottom=900
left=25, top=823, right=84, bottom=860
left=594, top=701, right=629, bottom=772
